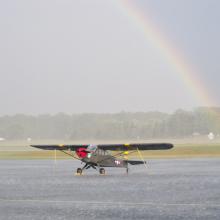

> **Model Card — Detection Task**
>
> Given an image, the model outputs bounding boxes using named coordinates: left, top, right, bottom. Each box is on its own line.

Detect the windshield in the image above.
left=87, top=144, right=97, bottom=152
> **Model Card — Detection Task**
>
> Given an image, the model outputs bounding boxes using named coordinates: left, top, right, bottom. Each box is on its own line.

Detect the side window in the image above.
left=98, top=149, right=104, bottom=155
left=97, top=148, right=101, bottom=155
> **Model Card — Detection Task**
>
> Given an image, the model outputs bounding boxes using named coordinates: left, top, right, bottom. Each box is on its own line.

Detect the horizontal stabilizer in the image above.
left=126, top=160, right=146, bottom=165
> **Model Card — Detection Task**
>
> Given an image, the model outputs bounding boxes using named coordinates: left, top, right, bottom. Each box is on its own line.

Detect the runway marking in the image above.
left=0, top=199, right=220, bottom=207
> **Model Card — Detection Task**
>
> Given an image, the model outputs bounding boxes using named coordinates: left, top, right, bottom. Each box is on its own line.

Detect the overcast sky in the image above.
left=0, top=0, right=219, bottom=115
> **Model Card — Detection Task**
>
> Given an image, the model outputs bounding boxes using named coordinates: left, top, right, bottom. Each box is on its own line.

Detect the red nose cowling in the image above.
left=76, top=148, right=88, bottom=158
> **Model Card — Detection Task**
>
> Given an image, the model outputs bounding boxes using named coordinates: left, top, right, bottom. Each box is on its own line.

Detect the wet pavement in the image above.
left=0, top=158, right=220, bottom=219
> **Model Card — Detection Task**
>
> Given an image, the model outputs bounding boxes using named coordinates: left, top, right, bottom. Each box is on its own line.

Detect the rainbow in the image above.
left=115, top=0, right=216, bottom=107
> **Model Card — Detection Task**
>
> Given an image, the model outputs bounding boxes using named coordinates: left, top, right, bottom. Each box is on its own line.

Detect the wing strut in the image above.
left=137, top=148, right=148, bottom=169
left=59, top=150, right=81, bottom=160
left=54, top=149, right=57, bottom=164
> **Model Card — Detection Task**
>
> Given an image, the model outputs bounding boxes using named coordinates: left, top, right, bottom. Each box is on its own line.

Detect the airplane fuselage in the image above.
left=82, top=153, right=127, bottom=168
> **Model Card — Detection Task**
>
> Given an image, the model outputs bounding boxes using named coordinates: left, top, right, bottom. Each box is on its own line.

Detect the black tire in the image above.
left=76, top=168, right=82, bottom=175
left=99, top=168, right=105, bottom=175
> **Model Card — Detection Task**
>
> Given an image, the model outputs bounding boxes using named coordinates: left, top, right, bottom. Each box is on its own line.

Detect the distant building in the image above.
left=208, top=132, right=215, bottom=140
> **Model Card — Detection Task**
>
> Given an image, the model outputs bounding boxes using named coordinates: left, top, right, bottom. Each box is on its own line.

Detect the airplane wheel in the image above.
left=99, top=168, right=105, bottom=175
left=76, top=168, right=82, bottom=175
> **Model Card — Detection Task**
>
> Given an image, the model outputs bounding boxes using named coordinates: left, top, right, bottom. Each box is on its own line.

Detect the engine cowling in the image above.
left=76, top=148, right=88, bottom=158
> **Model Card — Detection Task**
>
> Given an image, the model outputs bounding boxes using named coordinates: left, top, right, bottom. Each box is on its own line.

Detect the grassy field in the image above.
left=0, top=139, right=220, bottom=159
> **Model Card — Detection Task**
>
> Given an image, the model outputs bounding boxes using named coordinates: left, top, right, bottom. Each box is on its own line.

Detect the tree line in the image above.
left=0, top=107, right=220, bottom=140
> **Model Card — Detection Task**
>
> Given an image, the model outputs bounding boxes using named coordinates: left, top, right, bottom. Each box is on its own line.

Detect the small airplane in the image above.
left=31, top=143, right=173, bottom=175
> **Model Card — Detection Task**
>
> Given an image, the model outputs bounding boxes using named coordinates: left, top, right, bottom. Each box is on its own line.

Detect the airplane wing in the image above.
left=30, top=144, right=89, bottom=151
left=31, top=143, right=173, bottom=151
left=97, top=143, right=173, bottom=151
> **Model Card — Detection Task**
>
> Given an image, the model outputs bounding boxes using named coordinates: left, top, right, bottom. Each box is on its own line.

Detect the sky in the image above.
left=0, top=0, right=219, bottom=115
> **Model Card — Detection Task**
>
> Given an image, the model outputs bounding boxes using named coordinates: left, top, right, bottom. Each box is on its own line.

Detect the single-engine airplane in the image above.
left=31, top=143, right=173, bottom=175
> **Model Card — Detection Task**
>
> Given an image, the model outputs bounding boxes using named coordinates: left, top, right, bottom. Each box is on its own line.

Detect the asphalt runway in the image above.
left=0, top=158, right=220, bottom=220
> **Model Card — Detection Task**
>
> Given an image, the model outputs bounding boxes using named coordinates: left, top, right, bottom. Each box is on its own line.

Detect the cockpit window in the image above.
left=87, top=144, right=97, bottom=152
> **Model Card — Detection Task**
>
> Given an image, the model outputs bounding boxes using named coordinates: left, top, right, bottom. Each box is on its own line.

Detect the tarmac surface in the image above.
left=0, top=158, right=220, bottom=220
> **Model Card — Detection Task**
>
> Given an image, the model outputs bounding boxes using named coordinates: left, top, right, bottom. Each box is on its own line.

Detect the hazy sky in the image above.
left=0, top=0, right=219, bottom=115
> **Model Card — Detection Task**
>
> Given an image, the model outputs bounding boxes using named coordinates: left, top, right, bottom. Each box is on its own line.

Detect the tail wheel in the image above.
left=99, top=168, right=105, bottom=175
left=76, top=168, right=83, bottom=175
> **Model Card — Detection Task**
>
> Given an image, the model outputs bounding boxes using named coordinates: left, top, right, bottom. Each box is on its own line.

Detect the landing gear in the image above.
left=76, top=168, right=83, bottom=175
left=75, top=165, right=106, bottom=175
left=99, top=168, right=105, bottom=175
